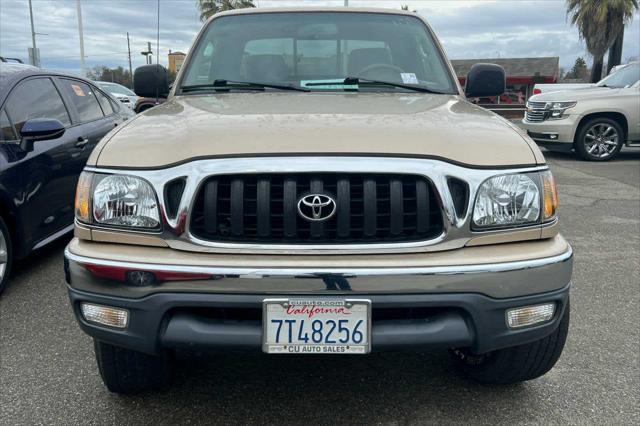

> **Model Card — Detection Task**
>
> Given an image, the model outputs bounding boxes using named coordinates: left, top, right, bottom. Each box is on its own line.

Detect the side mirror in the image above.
left=465, top=63, right=506, bottom=98
left=19, top=118, right=65, bottom=152
left=134, top=64, right=169, bottom=98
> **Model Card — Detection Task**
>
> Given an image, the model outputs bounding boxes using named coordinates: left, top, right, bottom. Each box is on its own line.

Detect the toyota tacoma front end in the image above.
left=65, top=8, right=572, bottom=394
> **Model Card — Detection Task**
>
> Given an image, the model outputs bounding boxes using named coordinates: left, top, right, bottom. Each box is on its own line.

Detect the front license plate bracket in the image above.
left=262, top=298, right=372, bottom=354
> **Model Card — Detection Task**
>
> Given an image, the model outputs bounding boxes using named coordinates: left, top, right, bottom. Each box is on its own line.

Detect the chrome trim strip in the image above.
left=64, top=245, right=572, bottom=278
left=33, top=224, right=75, bottom=250
left=82, top=157, right=549, bottom=255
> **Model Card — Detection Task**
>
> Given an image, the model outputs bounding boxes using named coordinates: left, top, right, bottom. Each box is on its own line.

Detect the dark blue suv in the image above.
left=0, top=63, right=133, bottom=292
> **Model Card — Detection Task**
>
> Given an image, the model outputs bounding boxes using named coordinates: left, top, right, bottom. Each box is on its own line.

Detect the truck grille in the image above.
left=524, top=101, right=549, bottom=122
left=190, top=173, right=443, bottom=244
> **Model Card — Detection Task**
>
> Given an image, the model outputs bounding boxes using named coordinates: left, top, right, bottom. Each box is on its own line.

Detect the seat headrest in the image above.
left=244, top=54, right=289, bottom=82
left=348, top=48, right=393, bottom=75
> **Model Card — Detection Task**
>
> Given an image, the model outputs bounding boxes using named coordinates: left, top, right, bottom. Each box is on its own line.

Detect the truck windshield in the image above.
left=179, top=12, right=457, bottom=94
left=597, top=63, right=639, bottom=88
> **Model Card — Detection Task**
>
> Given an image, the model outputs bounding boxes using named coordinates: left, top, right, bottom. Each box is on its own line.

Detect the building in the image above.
left=168, top=51, right=187, bottom=74
left=451, top=57, right=560, bottom=105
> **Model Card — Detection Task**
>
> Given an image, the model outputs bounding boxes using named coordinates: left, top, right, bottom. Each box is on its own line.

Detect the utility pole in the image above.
left=28, top=0, right=40, bottom=66
left=127, top=32, right=133, bottom=87
left=76, top=0, right=86, bottom=76
left=344, top=0, right=348, bottom=6
left=141, top=42, right=153, bottom=65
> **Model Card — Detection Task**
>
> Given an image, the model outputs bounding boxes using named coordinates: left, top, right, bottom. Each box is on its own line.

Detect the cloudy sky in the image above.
left=0, top=0, right=638, bottom=75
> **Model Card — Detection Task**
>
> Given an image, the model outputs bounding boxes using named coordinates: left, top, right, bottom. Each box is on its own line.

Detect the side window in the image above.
left=58, top=79, right=104, bottom=123
left=4, top=77, right=71, bottom=134
left=0, top=110, right=17, bottom=141
left=94, top=89, right=114, bottom=116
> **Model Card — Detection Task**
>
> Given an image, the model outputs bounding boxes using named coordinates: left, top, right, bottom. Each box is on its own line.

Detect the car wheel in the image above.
left=0, top=216, right=12, bottom=294
left=575, top=118, right=624, bottom=161
left=94, top=340, right=173, bottom=394
left=451, top=300, right=569, bottom=384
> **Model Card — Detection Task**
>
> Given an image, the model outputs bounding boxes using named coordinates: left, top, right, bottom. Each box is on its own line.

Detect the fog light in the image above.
left=506, top=303, right=555, bottom=329
left=81, top=303, right=129, bottom=328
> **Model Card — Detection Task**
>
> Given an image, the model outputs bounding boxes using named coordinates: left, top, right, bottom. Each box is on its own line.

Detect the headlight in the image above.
left=548, top=101, right=576, bottom=119
left=472, top=173, right=541, bottom=229
left=93, top=175, right=160, bottom=228
left=75, top=172, right=160, bottom=229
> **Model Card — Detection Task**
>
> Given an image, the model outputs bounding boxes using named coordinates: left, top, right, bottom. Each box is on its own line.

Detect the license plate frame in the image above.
left=262, top=298, right=372, bottom=354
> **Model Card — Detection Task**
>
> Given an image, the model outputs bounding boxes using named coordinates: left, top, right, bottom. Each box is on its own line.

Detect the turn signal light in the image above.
left=81, top=302, right=129, bottom=328
left=75, top=172, right=93, bottom=223
left=541, top=170, right=558, bottom=221
left=506, top=303, right=555, bottom=329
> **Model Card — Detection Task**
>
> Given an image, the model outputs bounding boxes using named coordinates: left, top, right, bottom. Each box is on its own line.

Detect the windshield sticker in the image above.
left=300, top=79, right=358, bottom=90
left=71, top=84, right=86, bottom=97
left=400, top=73, right=419, bottom=84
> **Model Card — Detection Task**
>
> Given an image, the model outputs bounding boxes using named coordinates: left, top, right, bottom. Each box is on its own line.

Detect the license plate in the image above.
left=262, top=298, right=371, bottom=354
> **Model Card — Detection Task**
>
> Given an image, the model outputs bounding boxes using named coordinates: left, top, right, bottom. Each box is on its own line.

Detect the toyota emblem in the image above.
left=297, top=194, right=337, bottom=222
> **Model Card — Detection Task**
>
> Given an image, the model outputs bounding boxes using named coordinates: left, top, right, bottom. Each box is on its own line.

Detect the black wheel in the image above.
left=94, top=340, right=172, bottom=394
left=574, top=117, right=624, bottom=161
left=451, top=300, right=570, bottom=384
left=0, top=216, right=12, bottom=295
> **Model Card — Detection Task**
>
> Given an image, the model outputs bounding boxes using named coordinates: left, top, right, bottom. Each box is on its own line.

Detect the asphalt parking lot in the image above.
left=1, top=150, right=638, bottom=425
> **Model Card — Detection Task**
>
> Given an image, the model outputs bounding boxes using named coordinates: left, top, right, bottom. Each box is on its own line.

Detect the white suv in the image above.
left=522, top=63, right=640, bottom=161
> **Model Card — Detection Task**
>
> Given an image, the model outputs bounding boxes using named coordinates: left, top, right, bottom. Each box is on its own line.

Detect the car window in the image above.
left=0, top=109, right=17, bottom=141
left=95, top=89, right=114, bottom=115
left=59, top=79, right=104, bottom=123
left=4, top=77, right=71, bottom=134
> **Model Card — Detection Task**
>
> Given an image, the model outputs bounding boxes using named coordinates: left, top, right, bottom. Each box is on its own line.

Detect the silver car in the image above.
left=522, top=63, right=640, bottom=161
left=94, top=81, right=138, bottom=110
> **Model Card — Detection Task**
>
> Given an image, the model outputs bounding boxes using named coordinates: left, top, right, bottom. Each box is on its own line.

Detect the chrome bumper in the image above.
left=64, top=242, right=572, bottom=299
left=65, top=241, right=573, bottom=355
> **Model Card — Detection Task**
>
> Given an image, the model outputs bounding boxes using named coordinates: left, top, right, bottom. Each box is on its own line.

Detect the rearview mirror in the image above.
left=19, top=118, right=65, bottom=152
left=134, top=64, right=169, bottom=98
left=465, top=63, right=506, bottom=98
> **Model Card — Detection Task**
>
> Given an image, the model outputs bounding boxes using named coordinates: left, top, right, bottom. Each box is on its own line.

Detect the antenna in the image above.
left=155, top=0, right=160, bottom=103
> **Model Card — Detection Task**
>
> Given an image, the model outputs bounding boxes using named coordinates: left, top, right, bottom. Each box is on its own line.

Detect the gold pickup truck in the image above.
left=65, top=8, right=572, bottom=394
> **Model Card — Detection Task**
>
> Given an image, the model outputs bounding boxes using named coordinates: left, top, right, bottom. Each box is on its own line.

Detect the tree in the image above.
left=567, top=0, right=638, bottom=83
left=564, top=56, right=589, bottom=80
left=196, top=0, right=255, bottom=22
left=86, top=65, right=132, bottom=88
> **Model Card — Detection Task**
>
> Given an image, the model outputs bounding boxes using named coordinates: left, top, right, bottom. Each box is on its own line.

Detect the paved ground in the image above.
left=1, top=150, right=638, bottom=425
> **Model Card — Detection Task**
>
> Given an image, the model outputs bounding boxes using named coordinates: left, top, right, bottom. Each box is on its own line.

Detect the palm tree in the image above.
left=196, top=0, right=255, bottom=22
left=567, top=0, right=638, bottom=82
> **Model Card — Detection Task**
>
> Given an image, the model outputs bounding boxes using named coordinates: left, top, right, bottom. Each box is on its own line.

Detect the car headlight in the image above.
left=75, top=172, right=160, bottom=229
left=473, top=172, right=551, bottom=229
left=548, top=101, right=576, bottom=119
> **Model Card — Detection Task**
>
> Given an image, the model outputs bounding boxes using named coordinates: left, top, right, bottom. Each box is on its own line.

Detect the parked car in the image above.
left=134, top=96, right=166, bottom=113
left=0, top=63, right=133, bottom=292
left=65, top=8, right=572, bottom=394
left=94, top=81, right=137, bottom=110
left=522, top=62, right=640, bottom=160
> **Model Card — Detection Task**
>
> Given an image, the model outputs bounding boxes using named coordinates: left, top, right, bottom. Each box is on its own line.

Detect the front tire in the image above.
left=94, top=340, right=172, bottom=394
left=0, top=216, right=13, bottom=294
left=575, top=118, right=624, bottom=161
left=452, top=300, right=570, bottom=384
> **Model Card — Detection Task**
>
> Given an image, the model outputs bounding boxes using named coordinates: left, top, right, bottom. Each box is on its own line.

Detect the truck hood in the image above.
left=92, top=93, right=541, bottom=168
left=530, top=86, right=620, bottom=102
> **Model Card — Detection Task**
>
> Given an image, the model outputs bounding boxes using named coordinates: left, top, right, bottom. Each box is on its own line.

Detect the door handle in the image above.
left=75, top=137, right=89, bottom=148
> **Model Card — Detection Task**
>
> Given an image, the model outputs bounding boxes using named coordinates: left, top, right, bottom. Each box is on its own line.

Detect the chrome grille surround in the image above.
left=83, top=157, right=550, bottom=255
left=524, top=101, right=550, bottom=123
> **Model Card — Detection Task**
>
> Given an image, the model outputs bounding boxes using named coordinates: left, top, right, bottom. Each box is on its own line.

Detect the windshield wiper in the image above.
left=181, top=79, right=309, bottom=93
left=305, top=77, right=447, bottom=94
